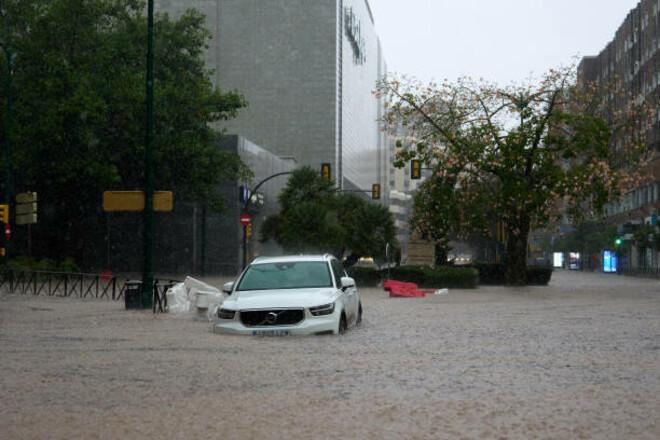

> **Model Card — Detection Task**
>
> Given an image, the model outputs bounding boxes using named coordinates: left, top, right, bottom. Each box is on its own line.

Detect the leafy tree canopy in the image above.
left=0, top=0, right=252, bottom=259
left=259, top=166, right=396, bottom=267
left=632, top=223, right=660, bottom=252
left=377, top=63, right=654, bottom=284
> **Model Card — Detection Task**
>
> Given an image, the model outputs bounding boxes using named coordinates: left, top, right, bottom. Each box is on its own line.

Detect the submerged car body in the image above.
left=214, top=254, right=361, bottom=335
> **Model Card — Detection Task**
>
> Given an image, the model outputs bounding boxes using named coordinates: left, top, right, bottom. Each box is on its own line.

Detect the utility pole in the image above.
left=142, top=0, right=155, bottom=308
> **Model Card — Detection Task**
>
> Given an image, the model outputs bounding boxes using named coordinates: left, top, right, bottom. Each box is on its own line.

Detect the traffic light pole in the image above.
left=4, top=47, right=13, bottom=262
left=240, top=172, right=292, bottom=270
left=242, top=224, right=248, bottom=270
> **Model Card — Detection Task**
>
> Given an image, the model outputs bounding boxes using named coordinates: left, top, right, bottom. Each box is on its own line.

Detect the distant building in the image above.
left=157, top=0, right=387, bottom=194
left=578, top=0, right=660, bottom=269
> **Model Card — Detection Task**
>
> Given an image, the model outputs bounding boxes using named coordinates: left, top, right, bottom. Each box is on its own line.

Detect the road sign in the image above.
left=16, top=192, right=37, bottom=204
left=16, top=214, right=37, bottom=225
left=15, top=192, right=38, bottom=225
left=240, top=213, right=252, bottom=225
left=103, top=191, right=173, bottom=212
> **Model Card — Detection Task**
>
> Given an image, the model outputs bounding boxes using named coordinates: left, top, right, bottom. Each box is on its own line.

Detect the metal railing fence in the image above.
left=618, top=267, right=660, bottom=279
left=0, top=269, right=180, bottom=313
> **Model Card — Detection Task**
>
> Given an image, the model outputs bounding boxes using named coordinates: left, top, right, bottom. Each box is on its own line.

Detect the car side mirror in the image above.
left=340, top=277, right=355, bottom=291
left=222, top=281, right=235, bottom=295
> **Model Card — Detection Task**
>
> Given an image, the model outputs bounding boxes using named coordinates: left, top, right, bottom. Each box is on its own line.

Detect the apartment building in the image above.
left=578, top=0, right=660, bottom=268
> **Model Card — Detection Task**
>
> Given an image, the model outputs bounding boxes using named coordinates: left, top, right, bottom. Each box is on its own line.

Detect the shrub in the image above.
left=346, top=265, right=480, bottom=288
left=386, top=265, right=428, bottom=285
left=471, top=261, right=506, bottom=285
left=470, top=261, right=553, bottom=285
left=386, top=265, right=479, bottom=289
left=346, top=266, right=383, bottom=287
left=422, top=266, right=479, bottom=289
left=526, top=266, right=553, bottom=285
left=8, top=256, right=81, bottom=273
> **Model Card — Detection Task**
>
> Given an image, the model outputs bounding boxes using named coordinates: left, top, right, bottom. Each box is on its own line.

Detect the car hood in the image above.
left=225, top=288, right=339, bottom=310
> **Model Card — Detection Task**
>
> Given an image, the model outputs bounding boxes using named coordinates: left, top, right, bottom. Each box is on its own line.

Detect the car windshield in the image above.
left=237, top=261, right=333, bottom=291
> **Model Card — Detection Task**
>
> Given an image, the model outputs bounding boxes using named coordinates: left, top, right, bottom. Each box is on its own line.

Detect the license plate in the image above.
left=252, top=329, right=291, bottom=336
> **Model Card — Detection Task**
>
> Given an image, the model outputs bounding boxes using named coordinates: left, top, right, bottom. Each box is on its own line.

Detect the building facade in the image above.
left=578, top=0, right=660, bottom=269
left=81, top=136, right=294, bottom=276
left=156, top=0, right=387, bottom=194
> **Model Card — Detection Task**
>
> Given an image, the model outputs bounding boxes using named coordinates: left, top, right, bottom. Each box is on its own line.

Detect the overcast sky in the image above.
left=369, top=0, right=642, bottom=86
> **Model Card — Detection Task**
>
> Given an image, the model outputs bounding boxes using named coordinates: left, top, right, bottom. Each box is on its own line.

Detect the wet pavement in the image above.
left=1, top=270, right=659, bottom=439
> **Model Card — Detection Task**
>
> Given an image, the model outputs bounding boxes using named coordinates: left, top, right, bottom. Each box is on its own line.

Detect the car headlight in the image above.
left=309, top=303, right=335, bottom=316
left=217, top=308, right=236, bottom=319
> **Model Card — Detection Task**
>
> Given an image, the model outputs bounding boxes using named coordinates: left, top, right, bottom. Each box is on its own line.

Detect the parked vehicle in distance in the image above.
left=214, top=254, right=362, bottom=336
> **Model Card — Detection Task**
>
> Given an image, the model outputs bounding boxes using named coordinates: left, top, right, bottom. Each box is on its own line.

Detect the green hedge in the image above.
left=470, top=262, right=506, bottom=285
left=347, top=265, right=479, bottom=289
left=8, top=256, right=80, bottom=273
left=470, top=262, right=553, bottom=286
left=525, top=266, right=553, bottom=285
left=346, top=266, right=383, bottom=287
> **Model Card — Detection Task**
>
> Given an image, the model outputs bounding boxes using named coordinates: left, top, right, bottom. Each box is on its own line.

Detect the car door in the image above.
left=330, top=259, right=357, bottom=322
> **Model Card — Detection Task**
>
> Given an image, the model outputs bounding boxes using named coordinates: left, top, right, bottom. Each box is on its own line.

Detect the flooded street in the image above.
left=1, top=270, right=659, bottom=439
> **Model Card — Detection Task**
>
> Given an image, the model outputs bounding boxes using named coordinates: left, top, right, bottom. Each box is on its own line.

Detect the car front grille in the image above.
left=240, top=309, right=304, bottom=327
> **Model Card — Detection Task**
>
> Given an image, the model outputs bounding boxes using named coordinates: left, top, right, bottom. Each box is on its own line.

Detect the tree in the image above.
left=632, top=223, right=660, bottom=267
left=260, top=166, right=396, bottom=266
left=260, top=166, right=341, bottom=255
left=377, top=64, right=653, bottom=285
left=1, top=0, right=252, bottom=261
left=336, top=192, right=396, bottom=267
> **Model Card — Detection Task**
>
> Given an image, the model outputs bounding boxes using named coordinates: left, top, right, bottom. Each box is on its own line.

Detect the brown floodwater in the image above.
left=1, top=270, right=659, bottom=439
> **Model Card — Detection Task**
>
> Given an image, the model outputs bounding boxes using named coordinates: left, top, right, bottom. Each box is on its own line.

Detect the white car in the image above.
left=214, top=254, right=362, bottom=335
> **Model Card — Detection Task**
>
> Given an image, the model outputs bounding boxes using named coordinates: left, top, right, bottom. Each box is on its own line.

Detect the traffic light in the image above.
left=614, top=237, right=622, bottom=248
left=321, top=163, right=331, bottom=181
left=0, top=205, right=8, bottom=223
left=246, top=223, right=252, bottom=238
left=411, top=160, right=421, bottom=180
left=372, top=184, right=380, bottom=200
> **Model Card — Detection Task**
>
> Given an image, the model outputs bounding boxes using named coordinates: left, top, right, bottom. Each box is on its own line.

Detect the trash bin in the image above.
left=124, top=280, right=143, bottom=309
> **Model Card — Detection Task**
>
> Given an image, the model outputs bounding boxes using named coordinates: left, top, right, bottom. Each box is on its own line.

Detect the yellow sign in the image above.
left=103, top=191, right=173, bottom=212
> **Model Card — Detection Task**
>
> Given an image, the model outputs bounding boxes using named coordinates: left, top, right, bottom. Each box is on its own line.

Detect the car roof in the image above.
left=250, top=254, right=335, bottom=265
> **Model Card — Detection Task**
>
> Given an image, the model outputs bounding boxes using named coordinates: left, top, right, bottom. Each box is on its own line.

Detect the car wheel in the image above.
left=356, top=303, right=362, bottom=326
left=338, top=314, right=347, bottom=334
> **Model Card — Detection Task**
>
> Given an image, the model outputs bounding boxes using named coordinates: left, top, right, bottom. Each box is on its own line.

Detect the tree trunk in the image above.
left=504, top=215, right=530, bottom=285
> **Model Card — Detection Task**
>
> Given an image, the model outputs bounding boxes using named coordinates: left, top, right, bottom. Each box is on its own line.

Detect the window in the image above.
left=238, top=261, right=332, bottom=290
left=330, top=259, right=346, bottom=288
